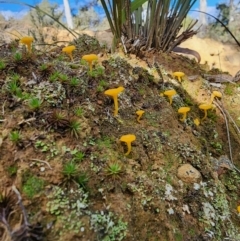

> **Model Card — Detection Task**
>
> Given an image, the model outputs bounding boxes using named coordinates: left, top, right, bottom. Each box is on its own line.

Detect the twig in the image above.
left=31, top=158, right=52, bottom=170
left=17, top=117, right=36, bottom=126
left=214, top=100, right=233, bottom=163
left=2, top=100, right=6, bottom=116
left=0, top=119, right=6, bottom=122
left=0, top=223, right=11, bottom=241
left=0, top=215, right=12, bottom=240
left=223, top=108, right=240, bottom=135
left=215, top=99, right=240, bottom=137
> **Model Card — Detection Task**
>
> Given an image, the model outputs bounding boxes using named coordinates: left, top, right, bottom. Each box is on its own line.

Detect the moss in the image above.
left=224, top=83, right=235, bottom=96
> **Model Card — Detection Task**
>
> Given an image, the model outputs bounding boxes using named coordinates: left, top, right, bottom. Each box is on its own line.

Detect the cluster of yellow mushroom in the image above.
left=162, top=89, right=190, bottom=121
left=61, top=46, right=98, bottom=73
left=20, top=39, right=99, bottom=73
left=198, top=90, right=222, bottom=121
left=103, top=88, right=143, bottom=156
left=104, top=87, right=145, bottom=124
left=162, top=87, right=222, bottom=124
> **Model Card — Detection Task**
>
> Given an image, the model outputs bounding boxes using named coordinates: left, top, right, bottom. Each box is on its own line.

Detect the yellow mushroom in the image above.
left=172, top=72, right=185, bottom=82
left=62, top=45, right=76, bottom=61
left=163, top=89, right=177, bottom=105
left=199, top=103, right=213, bottom=121
left=104, top=87, right=124, bottom=116
left=194, top=118, right=200, bottom=126
left=237, top=205, right=240, bottom=214
left=178, top=107, right=190, bottom=122
left=82, top=54, right=98, bottom=72
left=136, top=110, right=145, bottom=123
left=20, top=36, right=34, bottom=53
left=210, top=90, right=222, bottom=104
left=120, top=134, right=136, bottom=156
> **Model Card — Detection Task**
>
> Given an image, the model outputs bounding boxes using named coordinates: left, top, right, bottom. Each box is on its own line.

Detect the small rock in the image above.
left=40, top=167, right=45, bottom=172
left=177, top=164, right=201, bottom=183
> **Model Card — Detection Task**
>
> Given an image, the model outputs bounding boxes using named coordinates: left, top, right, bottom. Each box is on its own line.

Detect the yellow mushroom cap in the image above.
left=210, top=90, right=222, bottom=104
left=62, top=45, right=76, bottom=54
left=20, top=36, right=34, bottom=45
left=199, top=103, right=213, bottom=111
left=173, top=71, right=185, bottom=77
left=104, top=87, right=124, bottom=97
left=163, top=89, right=177, bottom=97
left=178, top=107, right=190, bottom=121
left=199, top=103, right=213, bottom=121
left=120, top=134, right=136, bottom=143
left=178, top=107, right=190, bottom=114
left=82, top=54, right=98, bottom=63
left=212, top=91, right=222, bottom=98
left=163, top=89, right=177, bottom=105
left=136, top=110, right=145, bottom=116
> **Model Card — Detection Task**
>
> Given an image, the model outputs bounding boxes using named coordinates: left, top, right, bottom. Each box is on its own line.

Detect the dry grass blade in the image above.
left=214, top=100, right=233, bottom=163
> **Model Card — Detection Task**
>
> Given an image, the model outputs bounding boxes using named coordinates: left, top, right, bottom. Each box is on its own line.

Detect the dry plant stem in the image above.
left=31, top=159, right=52, bottom=169
left=215, top=99, right=240, bottom=135
left=0, top=119, right=6, bottom=122
left=0, top=217, right=12, bottom=240
left=213, top=100, right=233, bottom=163
left=17, top=117, right=36, bottom=126
left=223, top=108, right=240, bottom=135
left=2, top=100, right=6, bottom=116
left=121, top=36, right=127, bottom=54
left=12, top=186, right=29, bottom=226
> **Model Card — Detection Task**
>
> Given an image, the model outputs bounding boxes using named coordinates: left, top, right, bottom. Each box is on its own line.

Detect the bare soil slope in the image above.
left=0, top=30, right=240, bottom=241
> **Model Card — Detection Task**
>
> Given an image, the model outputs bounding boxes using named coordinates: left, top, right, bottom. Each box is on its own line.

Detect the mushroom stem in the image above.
left=89, top=62, right=93, bottom=72
left=210, top=94, right=214, bottom=104
left=113, top=95, right=118, bottom=116
left=202, top=110, right=207, bottom=120
left=26, top=43, right=32, bottom=53
left=137, top=116, right=141, bottom=123
left=180, top=113, right=187, bottom=122
left=69, top=53, right=73, bottom=61
left=125, top=142, right=132, bottom=156
left=169, top=96, right=173, bottom=105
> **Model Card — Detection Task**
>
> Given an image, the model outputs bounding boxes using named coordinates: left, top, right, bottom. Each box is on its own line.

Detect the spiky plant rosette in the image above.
left=100, top=0, right=198, bottom=53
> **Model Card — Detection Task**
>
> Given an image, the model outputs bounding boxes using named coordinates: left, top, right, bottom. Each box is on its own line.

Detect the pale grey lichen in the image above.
left=46, top=186, right=88, bottom=235
left=90, top=211, right=128, bottom=241
left=32, top=81, right=66, bottom=106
